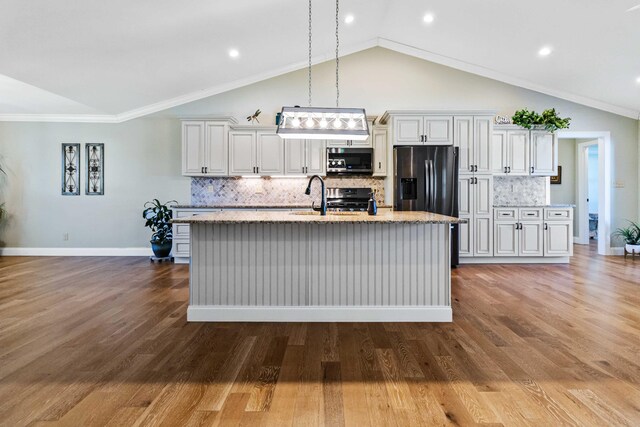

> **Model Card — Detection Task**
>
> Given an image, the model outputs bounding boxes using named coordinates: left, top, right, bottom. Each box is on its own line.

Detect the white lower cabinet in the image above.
left=492, top=207, right=572, bottom=259
left=459, top=174, right=493, bottom=257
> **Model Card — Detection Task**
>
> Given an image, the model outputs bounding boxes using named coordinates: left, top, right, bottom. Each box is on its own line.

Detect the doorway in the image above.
left=554, top=131, right=611, bottom=255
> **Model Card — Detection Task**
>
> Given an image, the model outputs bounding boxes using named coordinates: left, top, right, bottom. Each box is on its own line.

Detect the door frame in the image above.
left=575, top=140, right=598, bottom=246
left=556, top=131, right=611, bottom=255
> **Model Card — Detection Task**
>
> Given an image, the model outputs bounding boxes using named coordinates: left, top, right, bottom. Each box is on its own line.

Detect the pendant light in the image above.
left=277, top=0, right=369, bottom=141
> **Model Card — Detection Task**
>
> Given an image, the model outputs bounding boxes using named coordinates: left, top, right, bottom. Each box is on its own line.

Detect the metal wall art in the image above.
left=86, top=143, right=104, bottom=195
left=62, top=143, right=80, bottom=195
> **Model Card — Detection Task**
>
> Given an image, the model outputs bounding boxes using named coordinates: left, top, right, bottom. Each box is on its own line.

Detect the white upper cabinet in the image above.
left=256, top=132, right=284, bottom=175
left=229, top=131, right=257, bottom=175
left=373, top=128, right=388, bottom=176
left=530, top=131, right=558, bottom=176
left=392, top=115, right=453, bottom=145
left=507, top=131, right=530, bottom=175
left=204, top=122, right=229, bottom=176
left=326, top=120, right=374, bottom=148
left=182, top=120, right=230, bottom=176
left=473, top=117, right=492, bottom=174
left=182, top=121, right=205, bottom=176
left=454, top=117, right=474, bottom=174
left=284, top=139, right=326, bottom=175
left=284, top=139, right=306, bottom=174
left=491, top=130, right=507, bottom=175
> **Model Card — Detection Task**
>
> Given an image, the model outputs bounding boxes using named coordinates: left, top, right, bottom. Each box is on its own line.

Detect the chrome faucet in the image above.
left=304, top=175, right=327, bottom=216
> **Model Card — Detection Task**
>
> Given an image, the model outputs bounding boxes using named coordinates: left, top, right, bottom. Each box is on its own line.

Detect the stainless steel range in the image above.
left=326, top=187, right=372, bottom=211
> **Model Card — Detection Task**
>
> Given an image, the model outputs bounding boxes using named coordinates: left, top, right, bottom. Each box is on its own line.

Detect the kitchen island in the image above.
left=173, top=210, right=461, bottom=322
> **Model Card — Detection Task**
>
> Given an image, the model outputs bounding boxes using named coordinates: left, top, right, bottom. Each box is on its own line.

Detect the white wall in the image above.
left=0, top=47, right=638, bottom=249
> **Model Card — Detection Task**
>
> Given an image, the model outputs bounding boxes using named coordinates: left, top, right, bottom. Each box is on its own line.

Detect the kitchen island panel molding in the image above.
left=188, top=220, right=452, bottom=322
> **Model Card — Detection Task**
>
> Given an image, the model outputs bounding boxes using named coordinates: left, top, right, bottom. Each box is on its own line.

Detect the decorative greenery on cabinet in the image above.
left=511, top=108, right=571, bottom=133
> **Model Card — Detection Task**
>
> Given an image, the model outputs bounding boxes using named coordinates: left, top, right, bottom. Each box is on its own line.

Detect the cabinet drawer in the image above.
left=174, top=223, right=190, bottom=237
left=173, top=239, right=190, bottom=257
left=495, top=208, right=517, bottom=220
left=174, top=209, right=219, bottom=218
left=545, top=208, right=573, bottom=220
left=520, top=208, right=542, bottom=220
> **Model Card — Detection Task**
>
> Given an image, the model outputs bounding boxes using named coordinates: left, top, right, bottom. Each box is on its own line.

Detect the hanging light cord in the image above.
left=335, top=0, right=340, bottom=108
left=308, top=0, right=312, bottom=107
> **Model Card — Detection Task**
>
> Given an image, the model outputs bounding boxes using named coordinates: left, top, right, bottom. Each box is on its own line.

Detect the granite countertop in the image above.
left=493, top=204, right=575, bottom=208
left=173, top=204, right=394, bottom=209
left=172, top=210, right=461, bottom=224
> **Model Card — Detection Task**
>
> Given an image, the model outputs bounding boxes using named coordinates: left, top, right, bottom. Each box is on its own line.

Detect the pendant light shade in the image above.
left=277, top=106, right=369, bottom=140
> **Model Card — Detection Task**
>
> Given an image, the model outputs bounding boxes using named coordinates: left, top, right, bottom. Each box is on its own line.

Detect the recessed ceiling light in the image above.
left=538, top=46, right=552, bottom=57
left=228, top=49, right=239, bottom=58
left=636, top=76, right=640, bottom=84
left=423, top=13, right=435, bottom=24
left=344, top=14, right=354, bottom=24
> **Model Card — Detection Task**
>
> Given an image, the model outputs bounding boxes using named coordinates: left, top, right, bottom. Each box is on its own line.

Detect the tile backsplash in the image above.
left=191, top=177, right=386, bottom=206
left=493, top=176, right=547, bottom=206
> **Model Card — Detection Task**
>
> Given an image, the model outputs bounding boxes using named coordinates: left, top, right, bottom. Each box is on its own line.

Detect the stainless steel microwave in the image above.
left=326, top=148, right=373, bottom=175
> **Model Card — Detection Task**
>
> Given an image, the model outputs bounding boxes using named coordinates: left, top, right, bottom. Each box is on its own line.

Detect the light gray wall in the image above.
left=0, top=118, right=188, bottom=248
left=0, top=47, right=638, bottom=248
left=551, top=138, right=577, bottom=207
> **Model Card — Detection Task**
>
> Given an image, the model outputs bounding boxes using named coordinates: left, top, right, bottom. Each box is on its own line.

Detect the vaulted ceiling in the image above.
left=1, top=0, right=639, bottom=121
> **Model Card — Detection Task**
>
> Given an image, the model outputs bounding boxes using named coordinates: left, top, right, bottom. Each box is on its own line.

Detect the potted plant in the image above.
left=143, top=199, right=177, bottom=258
left=613, top=221, right=640, bottom=254
left=511, top=108, right=571, bottom=133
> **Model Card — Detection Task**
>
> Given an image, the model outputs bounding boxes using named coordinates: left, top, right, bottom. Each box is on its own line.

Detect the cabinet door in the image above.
left=203, top=122, right=228, bottom=176
left=372, top=129, right=387, bottom=176
left=326, top=140, right=350, bottom=148
left=544, top=221, right=573, bottom=256
left=474, top=217, right=493, bottom=257
left=454, top=117, right=474, bottom=174
left=424, top=117, right=453, bottom=145
left=257, top=132, right=284, bottom=175
left=458, top=177, right=473, bottom=217
left=507, top=130, right=529, bottom=175
left=306, top=140, right=326, bottom=175
left=182, top=121, right=205, bottom=176
left=229, top=131, right=256, bottom=175
left=491, top=131, right=507, bottom=175
left=393, top=116, right=424, bottom=144
left=520, top=221, right=544, bottom=256
left=530, top=131, right=557, bottom=175
left=494, top=221, right=518, bottom=256
left=458, top=218, right=473, bottom=257
left=474, top=117, right=492, bottom=173
left=284, top=139, right=306, bottom=174
left=474, top=175, right=493, bottom=217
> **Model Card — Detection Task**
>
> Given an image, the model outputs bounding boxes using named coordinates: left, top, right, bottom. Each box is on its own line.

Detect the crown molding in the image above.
left=0, top=37, right=637, bottom=123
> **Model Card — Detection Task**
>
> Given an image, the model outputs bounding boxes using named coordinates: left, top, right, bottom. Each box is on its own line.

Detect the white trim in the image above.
left=187, top=305, right=453, bottom=322
left=376, top=38, right=640, bottom=120
left=0, top=38, right=638, bottom=123
left=558, top=131, right=611, bottom=255
left=574, top=139, right=598, bottom=245
left=460, top=257, right=570, bottom=265
left=0, top=247, right=152, bottom=256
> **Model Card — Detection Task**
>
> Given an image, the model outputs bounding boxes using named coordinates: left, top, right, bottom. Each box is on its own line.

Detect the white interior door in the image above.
left=257, top=132, right=284, bottom=175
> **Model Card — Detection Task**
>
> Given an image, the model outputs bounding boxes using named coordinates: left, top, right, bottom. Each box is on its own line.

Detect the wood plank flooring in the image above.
left=1, top=244, right=639, bottom=426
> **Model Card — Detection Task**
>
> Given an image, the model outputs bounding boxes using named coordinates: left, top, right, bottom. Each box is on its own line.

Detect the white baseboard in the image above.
left=460, top=257, right=570, bottom=264
left=0, top=247, right=153, bottom=257
left=187, top=305, right=453, bottom=322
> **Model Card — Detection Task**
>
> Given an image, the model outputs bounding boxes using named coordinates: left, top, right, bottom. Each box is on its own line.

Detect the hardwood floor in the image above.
left=1, top=245, right=639, bottom=426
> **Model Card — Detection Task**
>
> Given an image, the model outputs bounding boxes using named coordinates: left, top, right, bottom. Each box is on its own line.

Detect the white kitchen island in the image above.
left=173, top=210, right=461, bottom=322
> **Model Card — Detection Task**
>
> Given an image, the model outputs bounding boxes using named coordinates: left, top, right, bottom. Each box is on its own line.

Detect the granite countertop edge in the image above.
left=173, top=204, right=394, bottom=209
left=493, top=204, right=576, bottom=208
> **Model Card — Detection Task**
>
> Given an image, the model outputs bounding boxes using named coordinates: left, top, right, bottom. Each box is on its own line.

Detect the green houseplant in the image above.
left=143, top=199, right=177, bottom=258
left=613, top=221, right=640, bottom=254
left=511, top=108, right=571, bottom=133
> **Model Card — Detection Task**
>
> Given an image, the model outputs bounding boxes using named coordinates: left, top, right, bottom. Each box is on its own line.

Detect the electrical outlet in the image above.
left=63, top=233, right=69, bottom=241
left=207, top=185, right=214, bottom=193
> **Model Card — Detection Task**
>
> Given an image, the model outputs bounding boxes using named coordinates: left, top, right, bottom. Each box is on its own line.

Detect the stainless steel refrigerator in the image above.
left=393, top=146, right=459, bottom=267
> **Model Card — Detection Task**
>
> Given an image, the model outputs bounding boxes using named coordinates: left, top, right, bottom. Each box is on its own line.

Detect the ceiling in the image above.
left=1, top=0, right=639, bottom=121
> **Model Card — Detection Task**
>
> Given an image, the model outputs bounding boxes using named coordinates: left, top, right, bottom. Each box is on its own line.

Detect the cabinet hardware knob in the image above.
left=544, top=223, right=548, bottom=230
left=507, top=166, right=511, bottom=173
left=531, top=166, right=534, bottom=173
left=504, top=166, right=507, bottom=173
